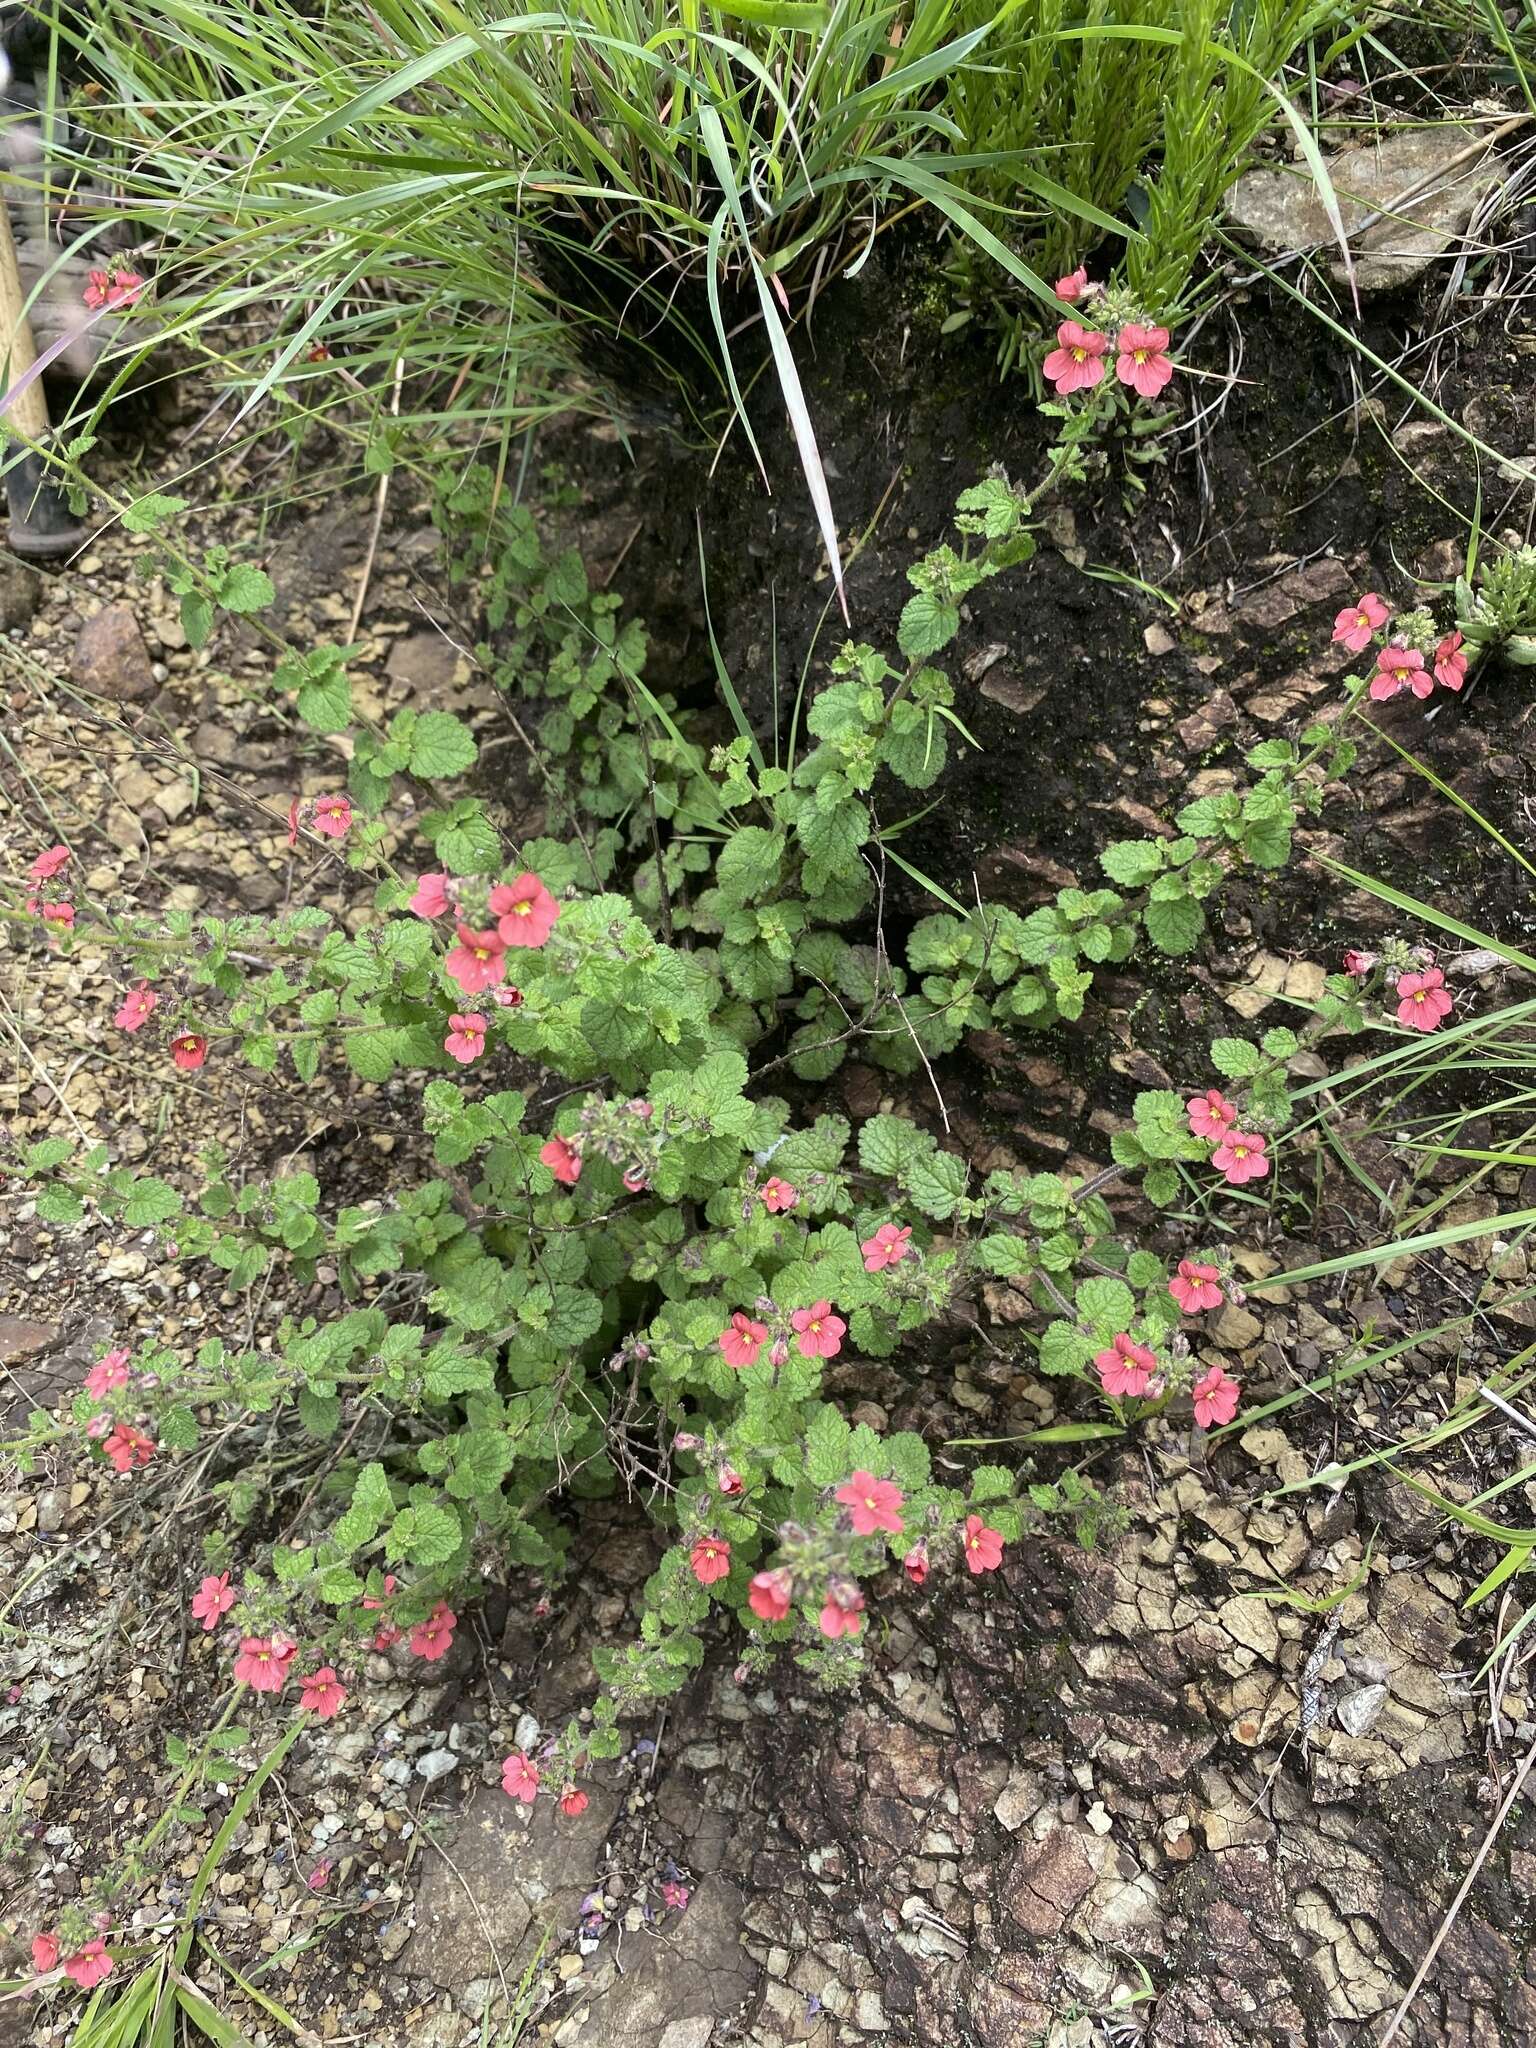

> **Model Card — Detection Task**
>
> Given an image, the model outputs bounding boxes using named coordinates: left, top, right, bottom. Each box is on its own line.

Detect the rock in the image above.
left=1211, top=1303, right=1264, bottom=1351
left=72, top=603, right=156, bottom=700
left=1002, top=1829, right=1097, bottom=1938
left=415, top=1748, right=458, bottom=1782
left=1226, top=125, right=1503, bottom=294
left=979, top=669, right=1047, bottom=718
left=0, top=551, right=44, bottom=629
left=1337, top=1684, right=1388, bottom=1737
left=406, top=1780, right=618, bottom=1987
left=1143, top=621, right=1177, bottom=656
left=385, top=629, right=463, bottom=696
left=569, top=1880, right=757, bottom=2047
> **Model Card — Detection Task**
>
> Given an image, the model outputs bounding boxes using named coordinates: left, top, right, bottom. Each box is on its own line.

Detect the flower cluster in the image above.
left=1043, top=273, right=1175, bottom=401
left=31, top=1931, right=114, bottom=1989
left=1331, top=591, right=1469, bottom=703
left=1343, top=938, right=1454, bottom=1035
left=718, top=1298, right=846, bottom=1369
left=1187, top=1088, right=1270, bottom=1187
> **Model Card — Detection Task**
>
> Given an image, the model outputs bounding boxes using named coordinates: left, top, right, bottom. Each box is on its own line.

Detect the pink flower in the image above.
left=409, top=1602, right=457, bottom=1661
left=759, top=1177, right=798, bottom=1213
left=660, top=1879, right=691, bottom=1911
left=1395, top=966, right=1452, bottom=1032
left=963, top=1514, right=1004, bottom=1575
left=114, top=983, right=158, bottom=1032
left=719, top=1313, right=768, bottom=1369
left=1043, top=320, right=1108, bottom=395
left=748, top=1568, right=792, bottom=1622
left=1114, top=322, right=1173, bottom=399
left=233, top=1637, right=288, bottom=1693
left=63, top=1940, right=113, bottom=1989
left=622, top=1165, right=649, bottom=1193
left=32, top=1932, right=60, bottom=1973
left=1212, top=1131, right=1270, bottom=1185
left=445, top=923, right=506, bottom=994
left=1168, top=1260, right=1223, bottom=1314
left=83, top=267, right=143, bottom=310
left=408, top=872, right=452, bottom=919
left=904, top=1541, right=929, bottom=1587
left=28, top=844, right=70, bottom=880
left=490, top=871, right=560, bottom=948
left=307, top=1859, right=333, bottom=1891
left=1192, top=1363, right=1241, bottom=1428
left=171, top=1033, right=208, bottom=1071
left=540, top=1134, right=582, bottom=1185
left=791, top=1301, right=845, bottom=1360
left=1433, top=630, right=1468, bottom=691
left=1054, top=266, right=1089, bottom=301
left=1343, top=949, right=1377, bottom=978
left=372, top=1623, right=402, bottom=1650
left=32, top=898, right=74, bottom=928
left=85, top=1348, right=132, bottom=1398
left=103, top=1422, right=154, bottom=1472
left=860, top=1222, right=912, bottom=1273
left=1186, top=1088, right=1237, bottom=1141
left=1331, top=592, right=1389, bottom=654
left=360, top=1573, right=398, bottom=1611
left=190, top=1573, right=236, bottom=1631
left=560, top=1785, right=589, bottom=1818
left=299, top=1666, right=348, bottom=1718
left=818, top=1587, right=865, bottom=1639
left=311, top=794, right=352, bottom=839
left=1370, top=644, right=1429, bottom=701
left=690, top=1536, right=731, bottom=1586
left=493, top=985, right=525, bottom=1009
left=444, top=1012, right=487, bottom=1064
left=502, top=1750, right=540, bottom=1804
left=717, top=1464, right=744, bottom=1497
left=835, top=1470, right=905, bottom=1536
left=1094, top=1332, right=1157, bottom=1398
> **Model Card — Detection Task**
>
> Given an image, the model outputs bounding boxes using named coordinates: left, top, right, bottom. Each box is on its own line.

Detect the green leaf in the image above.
left=122, top=1177, right=182, bottom=1226
left=181, top=590, right=214, bottom=649
left=1075, top=1275, right=1135, bottom=1331
left=217, top=563, right=276, bottom=614
left=409, top=711, right=479, bottom=779
left=1142, top=894, right=1204, bottom=955
left=1209, top=1037, right=1261, bottom=1078
left=1099, top=839, right=1165, bottom=886
left=858, top=1113, right=933, bottom=1180
left=121, top=490, right=188, bottom=534
left=715, top=827, right=786, bottom=906
left=297, top=670, right=353, bottom=734
left=897, top=589, right=960, bottom=659
left=802, top=1404, right=852, bottom=1488
left=345, top=1030, right=399, bottom=1082
left=36, top=1184, right=85, bottom=1224
left=1260, top=1026, right=1299, bottom=1060
left=907, top=1149, right=968, bottom=1220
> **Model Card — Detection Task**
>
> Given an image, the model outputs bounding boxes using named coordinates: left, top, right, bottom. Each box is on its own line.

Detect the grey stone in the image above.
left=1227, top=125, right=1503, bottom=292
left=1337, top=1683, right=1389, bottom=1737
left=415, top=1747, right=459, bottom=1782
left=0, top=551, right=44, bottom=630
left=569, top=1879, right=757, bottom=2047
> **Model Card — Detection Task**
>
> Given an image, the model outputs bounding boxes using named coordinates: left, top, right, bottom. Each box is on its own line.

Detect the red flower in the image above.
left=409, top=1602, right=457, bottom=1661
left=1094, top=1333, right=1157, bottom=1398
left=502, top=1750, right=540, bottom=1804
left=1433, top=630, right=1468, bottom=691
left=490, top=871, right=560, bottom=948
left=1186, top=1088, right=1237, bottom=1141
left=1370, top=644, right=1429, bottom=701
left=748, top=1568, right=792, bottom=1622
left=540, top=1134, right=582, bottom=1185
left=63, top=1940, right=113, bottom=1989
left=719, top=1313, right=768, bottom=1369
left=1212, top=1131, right=1270, bottom=1185
left=717, top=1464, right=744, bottom=1497
left=1114, top=322, right=1173, bottom=399
left=1168, top=1260, right=1223, bottom=1314
left=360, top=1572, right=398, bottom=1611
left=860, top=1222, right=912, bottom=1273
left=1192, top=1364, right=1241, bottom=1428
left=103, top=1422, right=154, bottom=1472
left=190, top=1573, right=236, bottom=1631
left=759, top=1177, right=798, bottom=1213
left=299, top=1666, right=348, bottom=1719
left=408, top=872, right=452, bottom=919
left=83, top=266, right=143, bottom=310
left=560, top=1785, right=589, bottom=1818
left=171, top=1033, right=208, bottom=1071
left=1043, top=320, right=1107, bottom=395
left=1343, top=949, right=1377, bottom=978
left=31, top=898, right=74, bottom=927
left=904, top=1541, right=929, bottom=1588
left=32, top=1932, right=60, bottom=1973
left=1395, top=967, right=1452, bottom=1032
left=834, top=1470, right=905, bottom=1536
left=28, top=844, right=70, bottom=880
left=690, top=1536, right=731, bottom=1586
left=1331, top=592, right=1389, bottom=654
left=444, top=1013, right=488, bottom=1064
left=1054, top=266, right=1089, bottom=301
left=818, top=1585, right=865, bottom=1639
left=445, top=923, right=507, bottom=995
left=233, top=1636, right=288, bottom=1694
left=790, top=1301, right=845, bottom=1360
left=114, top=983, right=157, bottom=1032
left=963, top=1514, right=1004, bottom=1575
left=622, top=1164, right=649, bottom=1193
